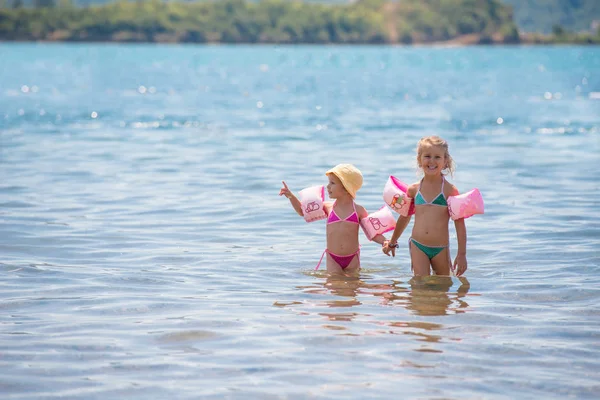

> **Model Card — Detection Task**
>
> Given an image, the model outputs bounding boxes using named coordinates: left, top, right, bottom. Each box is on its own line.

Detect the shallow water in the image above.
left=1, top=43, right=599, bottom=399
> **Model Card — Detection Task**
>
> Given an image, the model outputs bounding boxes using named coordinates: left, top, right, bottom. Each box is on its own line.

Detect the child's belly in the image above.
left=326, top=224, right=360, bottom=255
left=411, top=208, right=450, bottom=245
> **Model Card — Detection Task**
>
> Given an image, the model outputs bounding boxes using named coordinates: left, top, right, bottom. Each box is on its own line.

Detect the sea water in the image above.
left=1, top=43, right=599, bottom=399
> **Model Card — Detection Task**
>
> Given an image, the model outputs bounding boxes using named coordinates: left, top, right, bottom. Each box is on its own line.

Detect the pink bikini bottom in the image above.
left=315, top=249, right=360, bottom=270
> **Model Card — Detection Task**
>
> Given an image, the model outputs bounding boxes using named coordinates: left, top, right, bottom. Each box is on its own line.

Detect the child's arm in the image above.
left=356, top=204, right=390, bottom=250
left=371, top=234, right=394, bottom=257
left=279, top=181, right=303, bottom=217
left=371, top=234, right=388, bottom=247
left=383, top=183, right=417, bottom=257
left=447, top=183, right=468, bottom=276
left=453, top=218, right=468, bottom=276
left=383, top=215, right=411, bottom=257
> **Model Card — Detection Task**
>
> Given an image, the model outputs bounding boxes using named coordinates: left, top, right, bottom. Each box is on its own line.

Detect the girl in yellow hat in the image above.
left=279, top=164, right=391, bottom=274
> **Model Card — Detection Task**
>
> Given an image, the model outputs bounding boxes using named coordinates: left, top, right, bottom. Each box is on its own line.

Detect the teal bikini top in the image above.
left=414, top=178, right=448, bottom=207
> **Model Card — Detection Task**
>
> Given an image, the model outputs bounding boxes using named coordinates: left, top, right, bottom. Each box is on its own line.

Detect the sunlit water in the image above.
left=1, top=43, right=599, bottom=399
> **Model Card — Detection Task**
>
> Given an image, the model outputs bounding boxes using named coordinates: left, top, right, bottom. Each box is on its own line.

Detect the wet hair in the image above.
left=416, top=136, right=455, bottom=176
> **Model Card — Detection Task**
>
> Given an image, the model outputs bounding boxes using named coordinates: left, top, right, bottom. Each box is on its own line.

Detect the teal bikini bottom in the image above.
left=409, top=238, right=447, bottom=260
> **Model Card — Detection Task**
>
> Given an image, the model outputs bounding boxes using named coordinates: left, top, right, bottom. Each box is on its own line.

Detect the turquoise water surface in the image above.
left=1, top=44, right=599, bottom=399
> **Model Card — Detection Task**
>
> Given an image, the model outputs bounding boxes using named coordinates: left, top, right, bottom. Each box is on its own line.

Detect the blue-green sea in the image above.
left=1, top=43, right=599, bottom=399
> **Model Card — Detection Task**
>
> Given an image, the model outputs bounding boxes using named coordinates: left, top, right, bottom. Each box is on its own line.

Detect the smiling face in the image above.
left=418, top=144, right=447, bottom=176
left=415, top=136, right=455, bottom=177
left=326, top=173, right=348, bottom=199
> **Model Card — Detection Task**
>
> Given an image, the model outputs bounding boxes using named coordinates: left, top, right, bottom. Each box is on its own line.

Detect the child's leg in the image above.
left=325, top=256, right=345, bottom=275
left=430, top=248, right=452, bottom=276
left=409, top=240, right=431, bottom=276
left=342, top=255, right=360, bottom=275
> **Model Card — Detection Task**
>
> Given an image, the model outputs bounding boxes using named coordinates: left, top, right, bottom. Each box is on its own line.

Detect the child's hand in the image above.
left=453, top=253, right=468, bottom=277
left=279, top=181, right=293, bottom=199
left=382, top=240, right=396, bottom=257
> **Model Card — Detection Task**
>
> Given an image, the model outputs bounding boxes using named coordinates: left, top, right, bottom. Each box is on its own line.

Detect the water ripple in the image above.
left=0, top=44, right=599, bottom=399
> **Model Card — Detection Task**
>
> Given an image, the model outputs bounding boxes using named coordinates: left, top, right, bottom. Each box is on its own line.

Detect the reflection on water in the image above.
left=385, top=276, right=471, bottom=317
left=288, top=273, right=471, bottom=327
left=301, top=273, right=471, bottom=316
left=283, top=273, right=472, bottom=350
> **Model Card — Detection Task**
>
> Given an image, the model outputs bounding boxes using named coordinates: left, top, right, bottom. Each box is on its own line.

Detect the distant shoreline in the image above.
left=1, top=36, right=598, bottom=46
left=1, top=32, right=598, bottom=46
left=1, top=1, right=598, bottom=46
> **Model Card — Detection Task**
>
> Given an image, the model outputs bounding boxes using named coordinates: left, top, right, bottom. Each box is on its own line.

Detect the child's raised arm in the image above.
left=279, top=181, right=304, bottom=217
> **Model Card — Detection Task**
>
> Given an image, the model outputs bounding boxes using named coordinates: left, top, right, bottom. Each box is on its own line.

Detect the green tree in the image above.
left=552, top=24, right=565, bottom=36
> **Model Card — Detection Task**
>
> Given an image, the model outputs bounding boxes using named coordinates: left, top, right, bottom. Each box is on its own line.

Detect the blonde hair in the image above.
left=416, top=136, right=455, bottom=176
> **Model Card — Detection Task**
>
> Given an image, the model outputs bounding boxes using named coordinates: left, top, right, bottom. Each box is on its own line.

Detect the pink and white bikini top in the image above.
left=327, top=201, right=360, bottom=225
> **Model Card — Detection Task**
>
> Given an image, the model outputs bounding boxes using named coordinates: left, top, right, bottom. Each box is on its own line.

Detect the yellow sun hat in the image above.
left=325, top=164, right=363, bottom=198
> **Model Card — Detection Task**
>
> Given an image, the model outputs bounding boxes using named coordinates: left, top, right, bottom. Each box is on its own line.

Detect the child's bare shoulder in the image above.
left=444, top=179, right=460, bottom=196
left=407, top=182, right=420, bottom=197
left=355, top=203, right=368, bottom=217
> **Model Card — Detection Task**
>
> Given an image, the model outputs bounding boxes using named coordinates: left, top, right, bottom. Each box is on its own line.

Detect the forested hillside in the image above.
left=0, top=0, right=598, bottom=43
left=502, top=0, right=600, bottom=33
left=0, top=0, right=522, bottom=44
left=4, top=0, right=600, bottom=34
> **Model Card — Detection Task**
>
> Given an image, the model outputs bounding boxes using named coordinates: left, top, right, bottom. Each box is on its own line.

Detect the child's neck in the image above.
left=422, top=174, right=444, bottom=184
left=334, top=195, right=354, bottom=205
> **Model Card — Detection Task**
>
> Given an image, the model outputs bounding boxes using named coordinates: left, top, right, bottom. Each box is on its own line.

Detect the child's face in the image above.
left=419, top=145, right=447, bottom=176
left=326, top=174, right=347, bottom=199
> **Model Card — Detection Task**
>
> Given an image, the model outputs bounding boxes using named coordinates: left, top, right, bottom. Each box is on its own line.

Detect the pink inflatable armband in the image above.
left=299, top=185, right=327, bottom=223
left=447, top=189, right=484, bottom=220
left=383, top=176, right=414, bottom=216
left=360, top=206, right=396, bottom=241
